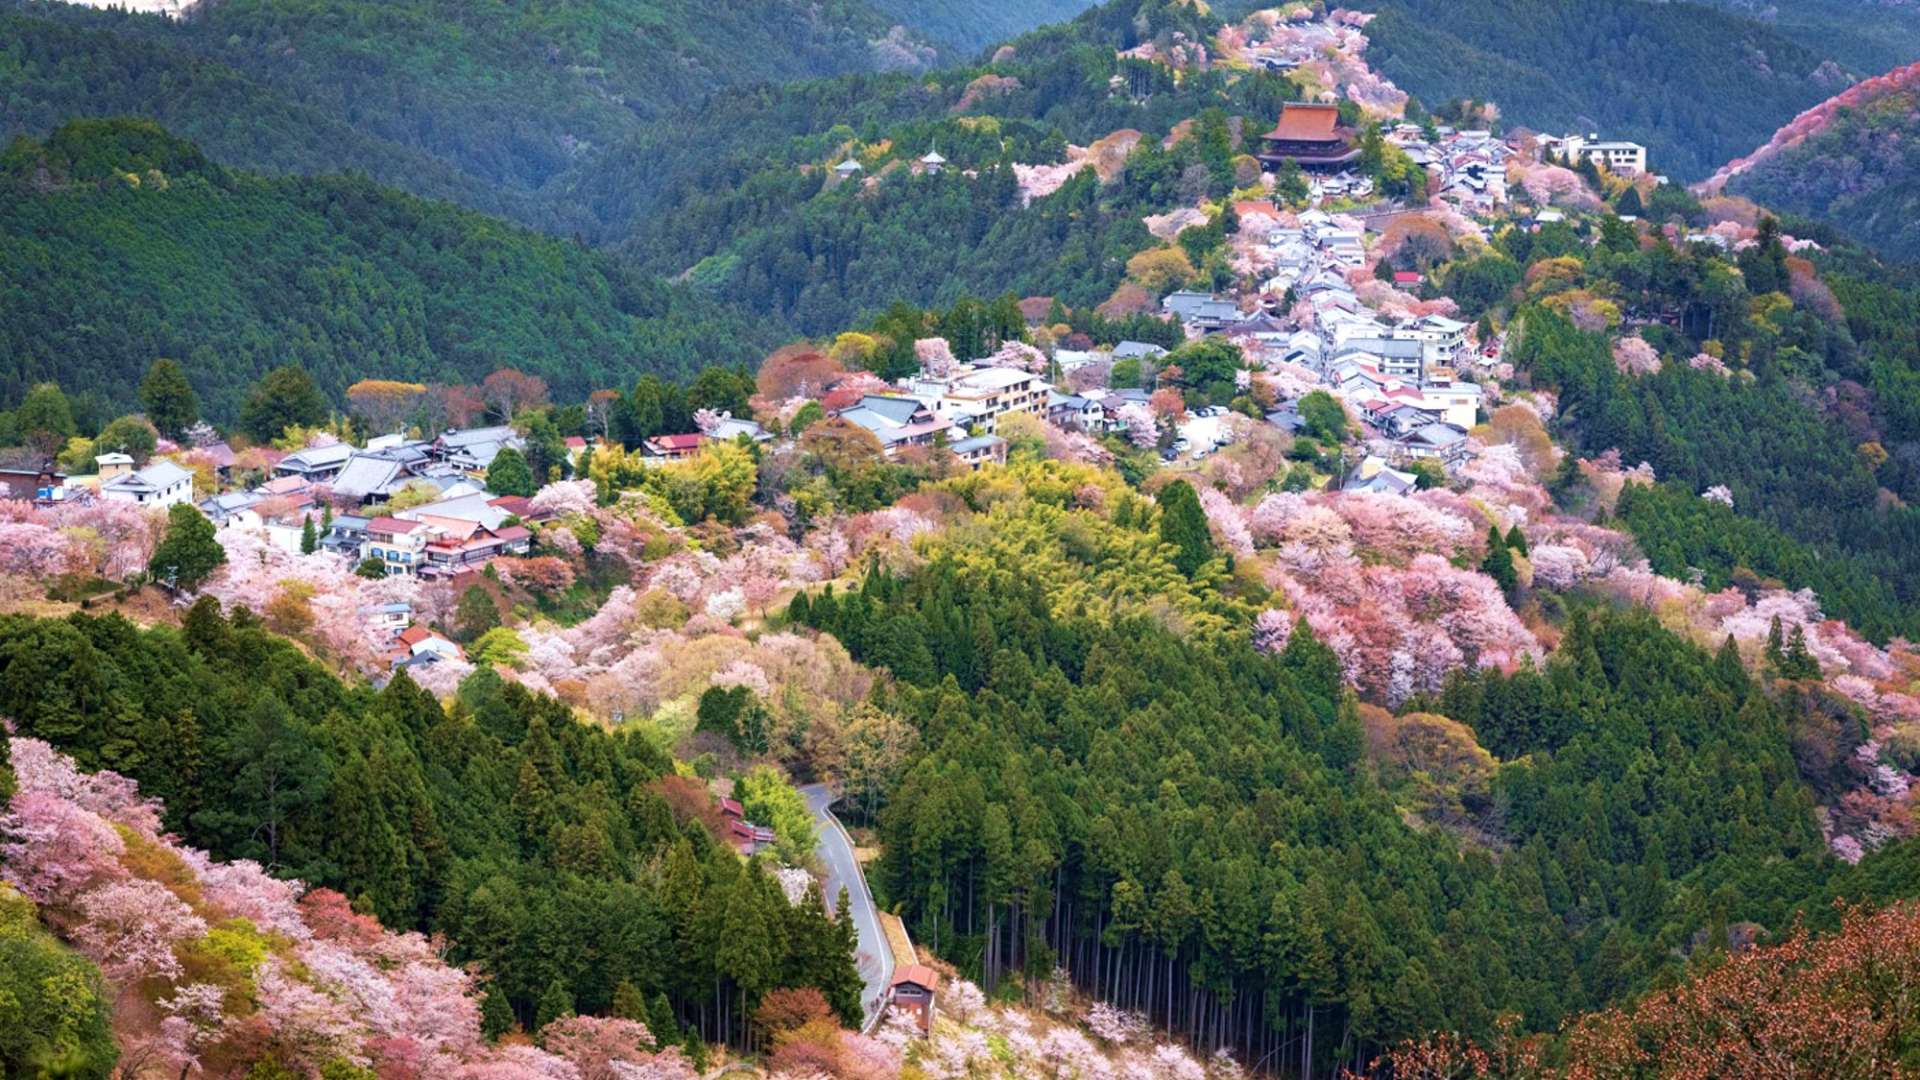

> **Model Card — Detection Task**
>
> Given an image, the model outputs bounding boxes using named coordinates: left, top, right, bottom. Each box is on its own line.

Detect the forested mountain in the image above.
left=1700, top=0, right=1920, bottom=75
left=0, top=119, right=772, bottom=421
left=0, top=0, right=938, bottom=232
left=1709, top=61, right=1920, bottom=261
left=1352, top=0, right=1861, bottom=180
left=866, top=0, right=1100, bottom=54
left=788, top=499, right=1904, bottom=1071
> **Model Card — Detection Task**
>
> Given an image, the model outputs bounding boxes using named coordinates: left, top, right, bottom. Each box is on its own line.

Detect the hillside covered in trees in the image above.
left=0, top=0, right=939, bottom=232
left=1710, top=60, right=1920, bottom=262
left=0, top=119, right=771, bottom=421
left=1351, top=0, right=1863, bottom=181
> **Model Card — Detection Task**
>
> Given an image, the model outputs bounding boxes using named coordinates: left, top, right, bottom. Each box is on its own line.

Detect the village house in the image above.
left=642, top=433, right=707, bottom=461
left=949, top=433, right=1009, bottom=470
left=1541, top=133, right=1647, bottom=176
left=433, top=425, right=524, bottom=473
left=1396, top=422, right=1472, bottom=466
left=836, top=395, right=962, bottom=456
left=717, top=797, right=778, bottom=856
left=0, top=462, right=70, bottom=505
left=274, top=442, right=354, bottom=483
left=1161, top=290, right=1242, bottom=333
left=904, top=365, right=1049, bottom=434
left=94, top=452, right=135, bottom=481
left=100, top=460, right=195, bottom=508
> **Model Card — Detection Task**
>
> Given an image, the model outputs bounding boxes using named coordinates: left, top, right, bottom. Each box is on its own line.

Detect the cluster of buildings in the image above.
left=1387, top=125, right=1514, bottom=215
left=831, top=361, right=1038, bottom=468
left=186, top=424, right=550, bottom=576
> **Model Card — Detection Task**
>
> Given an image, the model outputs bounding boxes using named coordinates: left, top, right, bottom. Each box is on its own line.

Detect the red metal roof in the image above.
left=648, top=433, right=706, bottom=452
left=367, top=516, right=422, bottom=534
left=891, top=964, right=939, bottom=992
left=1264, top=104, right=1341, bottom=142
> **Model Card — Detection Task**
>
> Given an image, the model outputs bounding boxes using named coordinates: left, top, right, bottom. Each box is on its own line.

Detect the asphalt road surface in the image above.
left=800, top=782, right=893, bottom=1030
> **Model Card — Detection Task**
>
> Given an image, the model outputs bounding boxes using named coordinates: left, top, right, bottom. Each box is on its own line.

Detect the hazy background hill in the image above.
left=0, top=0, right=942, bottom=233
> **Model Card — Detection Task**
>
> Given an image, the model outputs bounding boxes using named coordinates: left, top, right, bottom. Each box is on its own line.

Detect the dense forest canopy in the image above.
left=785, top=497, right=1912, bottom=1074
left=0, top=603, right=866, bottom=1042
left=0, top=119, right=773, bottom=421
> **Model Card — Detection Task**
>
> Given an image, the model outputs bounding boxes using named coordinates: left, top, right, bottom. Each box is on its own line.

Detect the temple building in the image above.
left=1257, top=103, right=1360, bottom=171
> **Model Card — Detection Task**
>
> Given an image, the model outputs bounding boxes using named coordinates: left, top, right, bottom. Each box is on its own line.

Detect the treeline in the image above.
left=0, top=605, right=864, bottom=1045
left=0, top=119, right=775, bottom=421
left=789, top=552, right=1868, bottom=1074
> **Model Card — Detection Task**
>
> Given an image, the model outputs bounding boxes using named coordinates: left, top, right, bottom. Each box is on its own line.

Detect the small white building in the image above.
left=100, top=460, right=194, bottom=508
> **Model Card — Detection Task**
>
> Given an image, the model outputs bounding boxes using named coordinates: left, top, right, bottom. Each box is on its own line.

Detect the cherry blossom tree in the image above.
left=74, top=878, right=207, bottom=982
left=915, top=337, right=959, bottom=376
left=1115, top=403, right=1160, bottom=449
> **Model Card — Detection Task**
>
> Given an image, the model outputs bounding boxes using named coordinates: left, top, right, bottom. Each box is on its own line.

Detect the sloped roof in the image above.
left=1264, top=103, right=1341, bottom=142
left=891, top=964, right=939, bottom=991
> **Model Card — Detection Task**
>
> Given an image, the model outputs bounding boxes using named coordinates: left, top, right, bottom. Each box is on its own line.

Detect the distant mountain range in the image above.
left=1706, top=59, right=1920, bottom=260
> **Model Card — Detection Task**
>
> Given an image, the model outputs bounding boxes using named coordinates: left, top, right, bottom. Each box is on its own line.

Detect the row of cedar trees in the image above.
left=0, top=601, right=863, bottom=1051
left=787, top=550, right=1914, bottom=1077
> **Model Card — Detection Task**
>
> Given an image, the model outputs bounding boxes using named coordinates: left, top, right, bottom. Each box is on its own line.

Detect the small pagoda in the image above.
left=1256, top=103, right=1360, bottom=171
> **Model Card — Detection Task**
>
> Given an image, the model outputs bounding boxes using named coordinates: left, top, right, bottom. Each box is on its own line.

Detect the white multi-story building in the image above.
left=1543, top=133, right=1647, bottom=176
left=904, top=366, right=1049, bottom=434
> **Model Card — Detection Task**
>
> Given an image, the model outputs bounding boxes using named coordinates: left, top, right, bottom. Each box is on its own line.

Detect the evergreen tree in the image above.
left=1504, top=524, right=1529, bottom=555
left=456, top=585, right=500, bottom=642
left=1480, top=525, right=1517, bottom=592
left=535, top=977, right=576, bottom=1030
left=1157, top=479, right=1213, bottom=577
left=238, top=365, right=330, bottom=443
left=300, top=514, right=317, bottom=555
left=485, top=446, right=535, bottom=497
left=138, top=358, right=199, bottom=438
left=149, top=503, right=226, bottom=590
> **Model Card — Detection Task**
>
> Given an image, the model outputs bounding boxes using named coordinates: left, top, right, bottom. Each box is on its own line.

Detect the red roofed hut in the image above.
left=888, top=964, right=940, bottom=1034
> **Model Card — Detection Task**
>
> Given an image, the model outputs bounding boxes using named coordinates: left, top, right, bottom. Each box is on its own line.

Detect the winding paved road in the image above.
left=800, top=783, right=893, bottom=1031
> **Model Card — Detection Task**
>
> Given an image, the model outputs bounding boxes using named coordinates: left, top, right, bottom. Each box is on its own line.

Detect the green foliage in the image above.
left=0, top=0, right=928, bottom=229
left=137, top=357, right=198, bottom=438
left=149, top=503, right=225, bottom=590
left=1727, top=83, right=1920, bottom=262
left=736, top=765, right=819, bottom=865
left=1360, top=0, right=1852, bottom=180
left=13, top=381, right=75, bottom=451
left=0, top=886, right=118, bottom=1079
left=1155, top=479, right=1213, bottom=577
left=93, top=414, right=158, bottom=465
left=803, top=521, right=1845, bottom=1064
left=1480, top=524, right=1517, bottom=593
left=0, top=609, right=861, bottom=1042
left=0, top=122, right=774, bottom=420
left=1515, top=302, right=1920, bottom=642
left=237, top=365, right=329, bottom=444
left=299, top=515, right=317, bottom=556
left=456, top=586, right=501, bottom=643
left=485, top=447, right=535, bottom=498
left=1297, top=389, right=1349, bottom=443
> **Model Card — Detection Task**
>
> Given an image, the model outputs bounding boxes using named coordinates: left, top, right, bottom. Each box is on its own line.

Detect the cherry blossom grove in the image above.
left=0, top=734, right=696, bottom=1079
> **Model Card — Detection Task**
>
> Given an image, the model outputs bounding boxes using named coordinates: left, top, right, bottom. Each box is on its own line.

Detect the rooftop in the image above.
left=1264, top=103, right=1342, bottom=142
